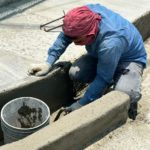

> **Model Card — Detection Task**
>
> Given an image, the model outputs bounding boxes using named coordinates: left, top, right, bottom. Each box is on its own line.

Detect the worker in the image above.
left=28, top=4, right=147, bottom=120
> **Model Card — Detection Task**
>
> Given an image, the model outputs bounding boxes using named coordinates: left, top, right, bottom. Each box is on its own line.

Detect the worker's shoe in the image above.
left=128, top=91, right=141, bottom=120
left=128, top=102, right=138, bottom=120
left=28, top=62, right=52, bottom=76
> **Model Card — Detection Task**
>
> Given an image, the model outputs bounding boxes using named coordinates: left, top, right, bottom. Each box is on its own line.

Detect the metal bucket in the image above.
left=1, top=97, right=50, bottom=144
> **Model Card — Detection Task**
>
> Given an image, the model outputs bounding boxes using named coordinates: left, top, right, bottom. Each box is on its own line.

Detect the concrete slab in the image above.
left=0, top=0, right=150, bottom=63
left=0, top=91, right=130, bottom=150
left=0, top=0, right=150, bottom=149
left=0, top=50, right=35, bottom=91
left=31, top=0, right=150, bottom=23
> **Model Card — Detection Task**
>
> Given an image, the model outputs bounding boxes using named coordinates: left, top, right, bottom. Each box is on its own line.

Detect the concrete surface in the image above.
left=0, top=50, right=35, bottom=91
left=0, top=0, right=150, bottom=63
left=0, top=91, right=130, bottom=150
left=0, top=0, right=150, bottom=149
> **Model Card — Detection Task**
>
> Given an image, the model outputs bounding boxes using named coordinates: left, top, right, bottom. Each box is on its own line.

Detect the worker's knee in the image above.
left=129, top=90, right=142, bottom=103
left=69, top=66, right=82, bottom=82
left=69, top=65, right=93, bottom=83
left=115, top=86, right=141, bottom=103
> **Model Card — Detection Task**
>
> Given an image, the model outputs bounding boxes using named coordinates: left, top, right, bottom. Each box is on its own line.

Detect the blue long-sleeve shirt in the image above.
left=47, top=4, right=147, bottom=105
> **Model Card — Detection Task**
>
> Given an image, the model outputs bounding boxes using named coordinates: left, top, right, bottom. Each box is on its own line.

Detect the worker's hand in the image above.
left=28, top=62, right=52, bottom=76
left=64, top=101, right=82, bottom=114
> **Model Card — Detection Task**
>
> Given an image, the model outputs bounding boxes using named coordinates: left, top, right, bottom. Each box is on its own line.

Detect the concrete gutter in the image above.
left=0, top=91, right=130, bottom=150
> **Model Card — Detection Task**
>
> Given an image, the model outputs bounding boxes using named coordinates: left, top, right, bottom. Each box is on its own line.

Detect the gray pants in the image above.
left=69, top=54, right=144, bottom=103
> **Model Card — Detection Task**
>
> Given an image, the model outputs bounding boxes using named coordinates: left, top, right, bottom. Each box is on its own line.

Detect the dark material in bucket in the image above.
left=17, top=102, right=43, bottom=128
left=1, top=97, right=50, bottom=144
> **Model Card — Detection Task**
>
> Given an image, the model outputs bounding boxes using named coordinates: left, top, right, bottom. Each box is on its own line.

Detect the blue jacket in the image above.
left=47, top=4, right=147, bottom=105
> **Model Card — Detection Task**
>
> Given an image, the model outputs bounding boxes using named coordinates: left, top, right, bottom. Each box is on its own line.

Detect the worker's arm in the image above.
left=47, top=32, right=72, bottom=65
left=79, top=38, right=124, bottom=105
left=28, top=32, right=72, bottom=76
left=64, top=38, right=124, bottom=112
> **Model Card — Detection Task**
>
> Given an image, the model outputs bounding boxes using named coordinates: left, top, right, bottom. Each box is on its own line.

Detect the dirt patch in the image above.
left=17, top=102, right=43, bottom=128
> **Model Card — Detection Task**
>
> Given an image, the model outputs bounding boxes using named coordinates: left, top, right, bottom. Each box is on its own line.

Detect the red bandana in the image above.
left=63, top=6, right=101, bottom=45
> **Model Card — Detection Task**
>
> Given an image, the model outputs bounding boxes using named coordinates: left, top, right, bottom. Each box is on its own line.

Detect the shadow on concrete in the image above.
left=0, top=0, right=46, bottom=21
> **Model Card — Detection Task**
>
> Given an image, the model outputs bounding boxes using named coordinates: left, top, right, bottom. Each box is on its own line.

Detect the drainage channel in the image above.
left=0, top=93, right=129, bottom=150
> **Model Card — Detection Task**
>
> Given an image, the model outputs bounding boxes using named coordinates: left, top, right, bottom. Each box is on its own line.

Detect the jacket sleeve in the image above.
left=47, top=32, right=72, bottom=65
left=79, top=38, right=124, bottom=105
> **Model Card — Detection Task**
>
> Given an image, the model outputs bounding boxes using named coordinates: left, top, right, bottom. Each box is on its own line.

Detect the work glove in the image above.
left=64, top=101, right=82, bottom=113
left=28, top=62, right=52, bottom=76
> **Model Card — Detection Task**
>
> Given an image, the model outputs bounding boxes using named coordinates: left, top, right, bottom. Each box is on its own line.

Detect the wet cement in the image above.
left=17, top=102, right=43, bottom=128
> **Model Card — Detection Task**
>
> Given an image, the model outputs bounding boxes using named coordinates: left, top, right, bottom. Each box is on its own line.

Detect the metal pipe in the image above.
left=43, top=24, right=63, bottom=32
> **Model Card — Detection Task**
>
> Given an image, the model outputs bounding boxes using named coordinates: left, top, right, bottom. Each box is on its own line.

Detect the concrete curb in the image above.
left=0, top=0, right=17, bottom=7
left=0, top=0, right=46, bottom=20
left=0, top=67, right=72, bottom=113
left=134, top=11, right=150, bottom=41
left=0, top=91, right=130, bottom=150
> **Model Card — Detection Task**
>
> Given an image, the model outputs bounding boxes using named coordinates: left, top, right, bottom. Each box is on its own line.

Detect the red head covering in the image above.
left=63, top=6, right=101, bottom=45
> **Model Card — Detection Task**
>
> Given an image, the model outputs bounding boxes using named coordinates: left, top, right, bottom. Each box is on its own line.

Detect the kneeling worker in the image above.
left=29, top=4, right=147, bottom=120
